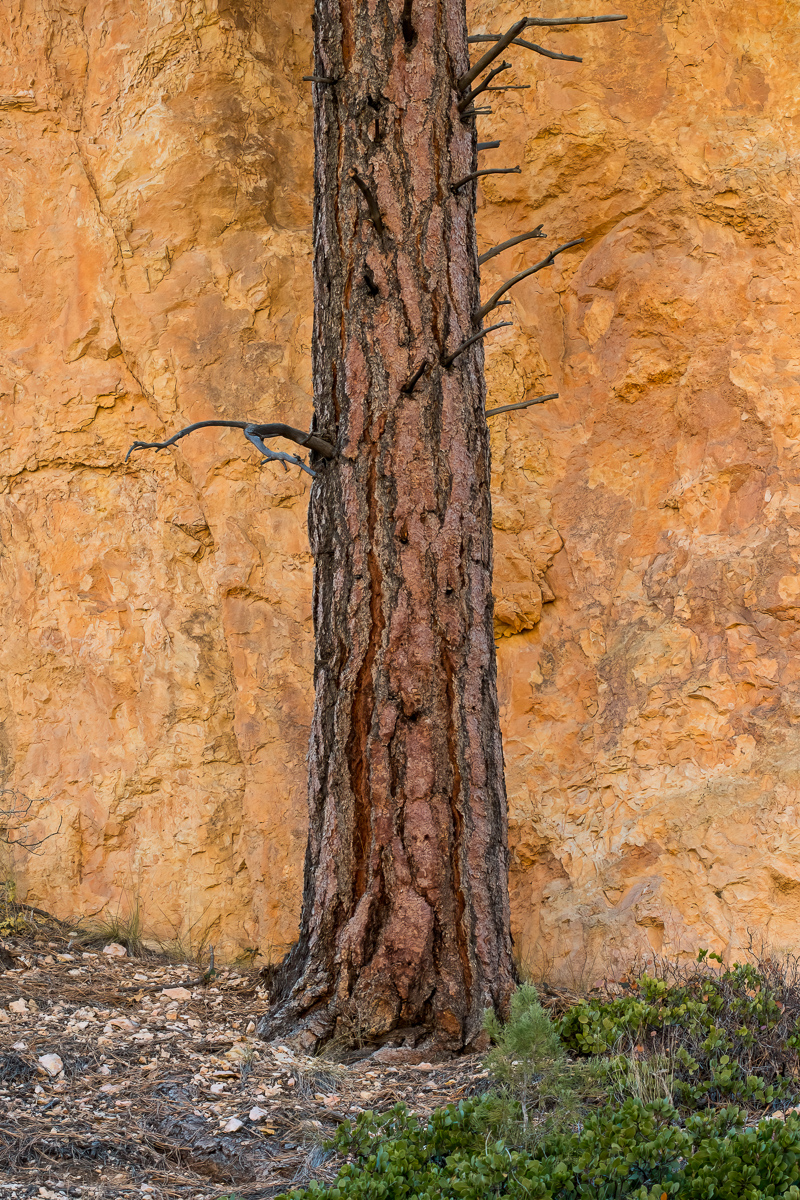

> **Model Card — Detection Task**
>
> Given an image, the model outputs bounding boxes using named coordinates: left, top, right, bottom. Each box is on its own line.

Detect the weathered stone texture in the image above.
left=2, top=0, right=799, bottom=971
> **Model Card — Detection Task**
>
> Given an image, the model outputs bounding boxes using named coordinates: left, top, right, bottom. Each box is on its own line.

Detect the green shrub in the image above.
left=560, top=957, right=800, bottom=1113
left=275, top=1099, right=800, bottom=1200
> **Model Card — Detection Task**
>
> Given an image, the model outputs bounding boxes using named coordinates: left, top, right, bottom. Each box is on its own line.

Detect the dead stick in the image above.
left=460, top=107, right=493, bottom=118
left=486, top=392, right=558, bottom=416
left=458, top=17, right=527, bottom=91
left=452, top=166, right=520, bottom=191
left=443, top=321, right=512, bottom=367
left=478, top=139, right=501, bottom=151
left=401, top=361, right=429, bottom=394
left=303, top=75, right=336, bottom=83
left=479, top=225, right=544, bottom=265
left=476, top=238, right=584, bottom=321
left=467, top=34, right=582, bottom=62
left=126, top=419, right=335, bottom=462
left=350, top=169, right=384, bottom=236
left=485, top=84, right=531, bottom=91
left=458, top=60, right=512, bottom=111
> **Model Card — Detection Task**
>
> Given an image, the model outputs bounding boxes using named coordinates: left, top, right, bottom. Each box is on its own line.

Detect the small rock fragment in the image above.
left=38, top=1053, right=63, bottom=1077
left=249, top=1105, right=269, bottom=1120
left=223, top=1116, right=244, bottom=1132
left=161, top=986, right=191, bottom=1001
left=9, top=999, right=27, bottom=1014
left=103, top=942, right=127, bottom=957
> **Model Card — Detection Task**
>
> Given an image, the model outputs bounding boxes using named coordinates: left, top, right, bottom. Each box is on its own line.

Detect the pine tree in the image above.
left=128, top=3, right=625, bottom=1052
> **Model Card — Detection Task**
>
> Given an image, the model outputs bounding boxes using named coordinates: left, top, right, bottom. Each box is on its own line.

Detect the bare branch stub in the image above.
left=458, top=60, right=512, bottom=112
left=486, top=392, right=558, bottom=417
left=350, top=169, right=385, bottom=236
left=452, top=166, right=520, bottom=192
left=442, top=320, right=512, bottom=368
left=401, top=360, right=429, bottom=394
left=478, top=139, right=501, bottom=151
left=460, top=107, right=493, bottom=118
left=458, top=17, right=527, bottom=92
left=303, top=75, right=336, bottom=84
left=125, top=419, right=335, bottom=480
left=475, top=238, right=584, bottom=321
left=479, top=225, right=545, bottom=265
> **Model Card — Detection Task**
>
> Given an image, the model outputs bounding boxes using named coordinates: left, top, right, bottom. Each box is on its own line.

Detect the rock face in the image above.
left=1, top=0, right=799, bottom=973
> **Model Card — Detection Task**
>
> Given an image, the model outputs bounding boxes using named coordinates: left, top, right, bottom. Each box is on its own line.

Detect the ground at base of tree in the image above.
left=0, top=917, right=492, bottom=1199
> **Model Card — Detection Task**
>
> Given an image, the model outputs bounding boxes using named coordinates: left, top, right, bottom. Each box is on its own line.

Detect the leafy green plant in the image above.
left=560, top=954, right=800, bottom=1113
left=275, top=1098, right=800, bottom=1200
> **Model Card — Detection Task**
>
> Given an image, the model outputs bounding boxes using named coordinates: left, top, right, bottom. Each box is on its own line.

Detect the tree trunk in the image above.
left=258, top=0, right=516, bottom=1053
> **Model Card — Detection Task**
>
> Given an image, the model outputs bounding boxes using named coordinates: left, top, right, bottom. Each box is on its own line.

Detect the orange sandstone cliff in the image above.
left=1, top=0, right=798, bottom=974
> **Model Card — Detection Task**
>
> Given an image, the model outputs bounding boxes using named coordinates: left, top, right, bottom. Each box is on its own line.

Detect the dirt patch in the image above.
left=0, top=918, right=491, bottom=1198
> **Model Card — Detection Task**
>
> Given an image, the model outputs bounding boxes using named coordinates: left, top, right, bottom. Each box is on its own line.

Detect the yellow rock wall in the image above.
left=2, top=0, right=799, bottom=973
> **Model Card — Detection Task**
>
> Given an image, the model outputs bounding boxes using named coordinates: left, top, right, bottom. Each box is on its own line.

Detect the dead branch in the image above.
left=467, top=33, right=582, bottom=62
left=126, top=419, right=334, bottom=480
left=401, top=361, right=429, bottom=394
left=485, top=84, right=531, bottom=92
left=468, top=14, right=626, bottom=38
left=478, top=139, right=501, bottom=151
left=526, top=13, right=626, bottom=26
left=475, top=238, right=584, bottom=321
left=460, top=106, right=493, bottom=118
left=442, top=321, right=512, bottom=368
left=458, top=60, right=512, bottom=111
left=303, top=75, right=336, bottom=83
left=0, top=789, right=62, bottom=854
left=350, top=169, right=385, bottom=236
left=486, top=392, right=558, bottom=416
left=479, top=225, right=545, bottom=265
left=452, top=166, right=521, bottom=191
left=458, top=17, right=527, bottom=91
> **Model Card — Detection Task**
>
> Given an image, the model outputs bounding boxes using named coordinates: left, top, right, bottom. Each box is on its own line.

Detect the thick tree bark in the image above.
left=258, top=0, right=516, bottom=1053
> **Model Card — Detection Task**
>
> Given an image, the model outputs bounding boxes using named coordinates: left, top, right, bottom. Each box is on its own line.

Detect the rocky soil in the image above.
left=0, top=913, right=490, bottom=1199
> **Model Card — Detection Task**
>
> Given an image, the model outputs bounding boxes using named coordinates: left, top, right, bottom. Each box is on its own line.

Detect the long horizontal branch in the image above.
left=452, top=166, right=520, bottom=191
left=467, top=34, right=582, bottom=62
left=478, top=225, right=544, bottom=265
left=442, top=320, right=512, bottom=368
left=458, top=17, right=527, bottom=91
left=525, top=13, right=626, bottom=26
left=126, top=420, right=335, bottom=463
left=475, top=238, right=584, bottom=321
left=485, top=392, right=558, bottom=417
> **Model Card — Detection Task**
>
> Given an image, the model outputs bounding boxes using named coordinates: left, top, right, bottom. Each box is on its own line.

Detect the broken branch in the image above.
left=458, top=17, right=527, bottom=91
left=485, top=392, right=558, bottom=416
left=303, top=75, right=336, bottom=83
left=475, top=238, right=584, bottom=321
left=452, top=166, right=520, bottom=191
left=485, top=84, right=531, bottom=91
left=479, top=225, right=545, bottom=265
left=401, top=361, right=429, bottom=394
left=460, top=107, right=493, bottom=118
left=126, top=419, right=335, bottom=479
left=442, top=320, right=512, bottom=368
left=458, top=60, right=512, bottom=111
left=478, top=139, right=501, bottom=151
left=350, top=169, right=384, bottom=236
left=467, top=34, right=582, bottom=62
